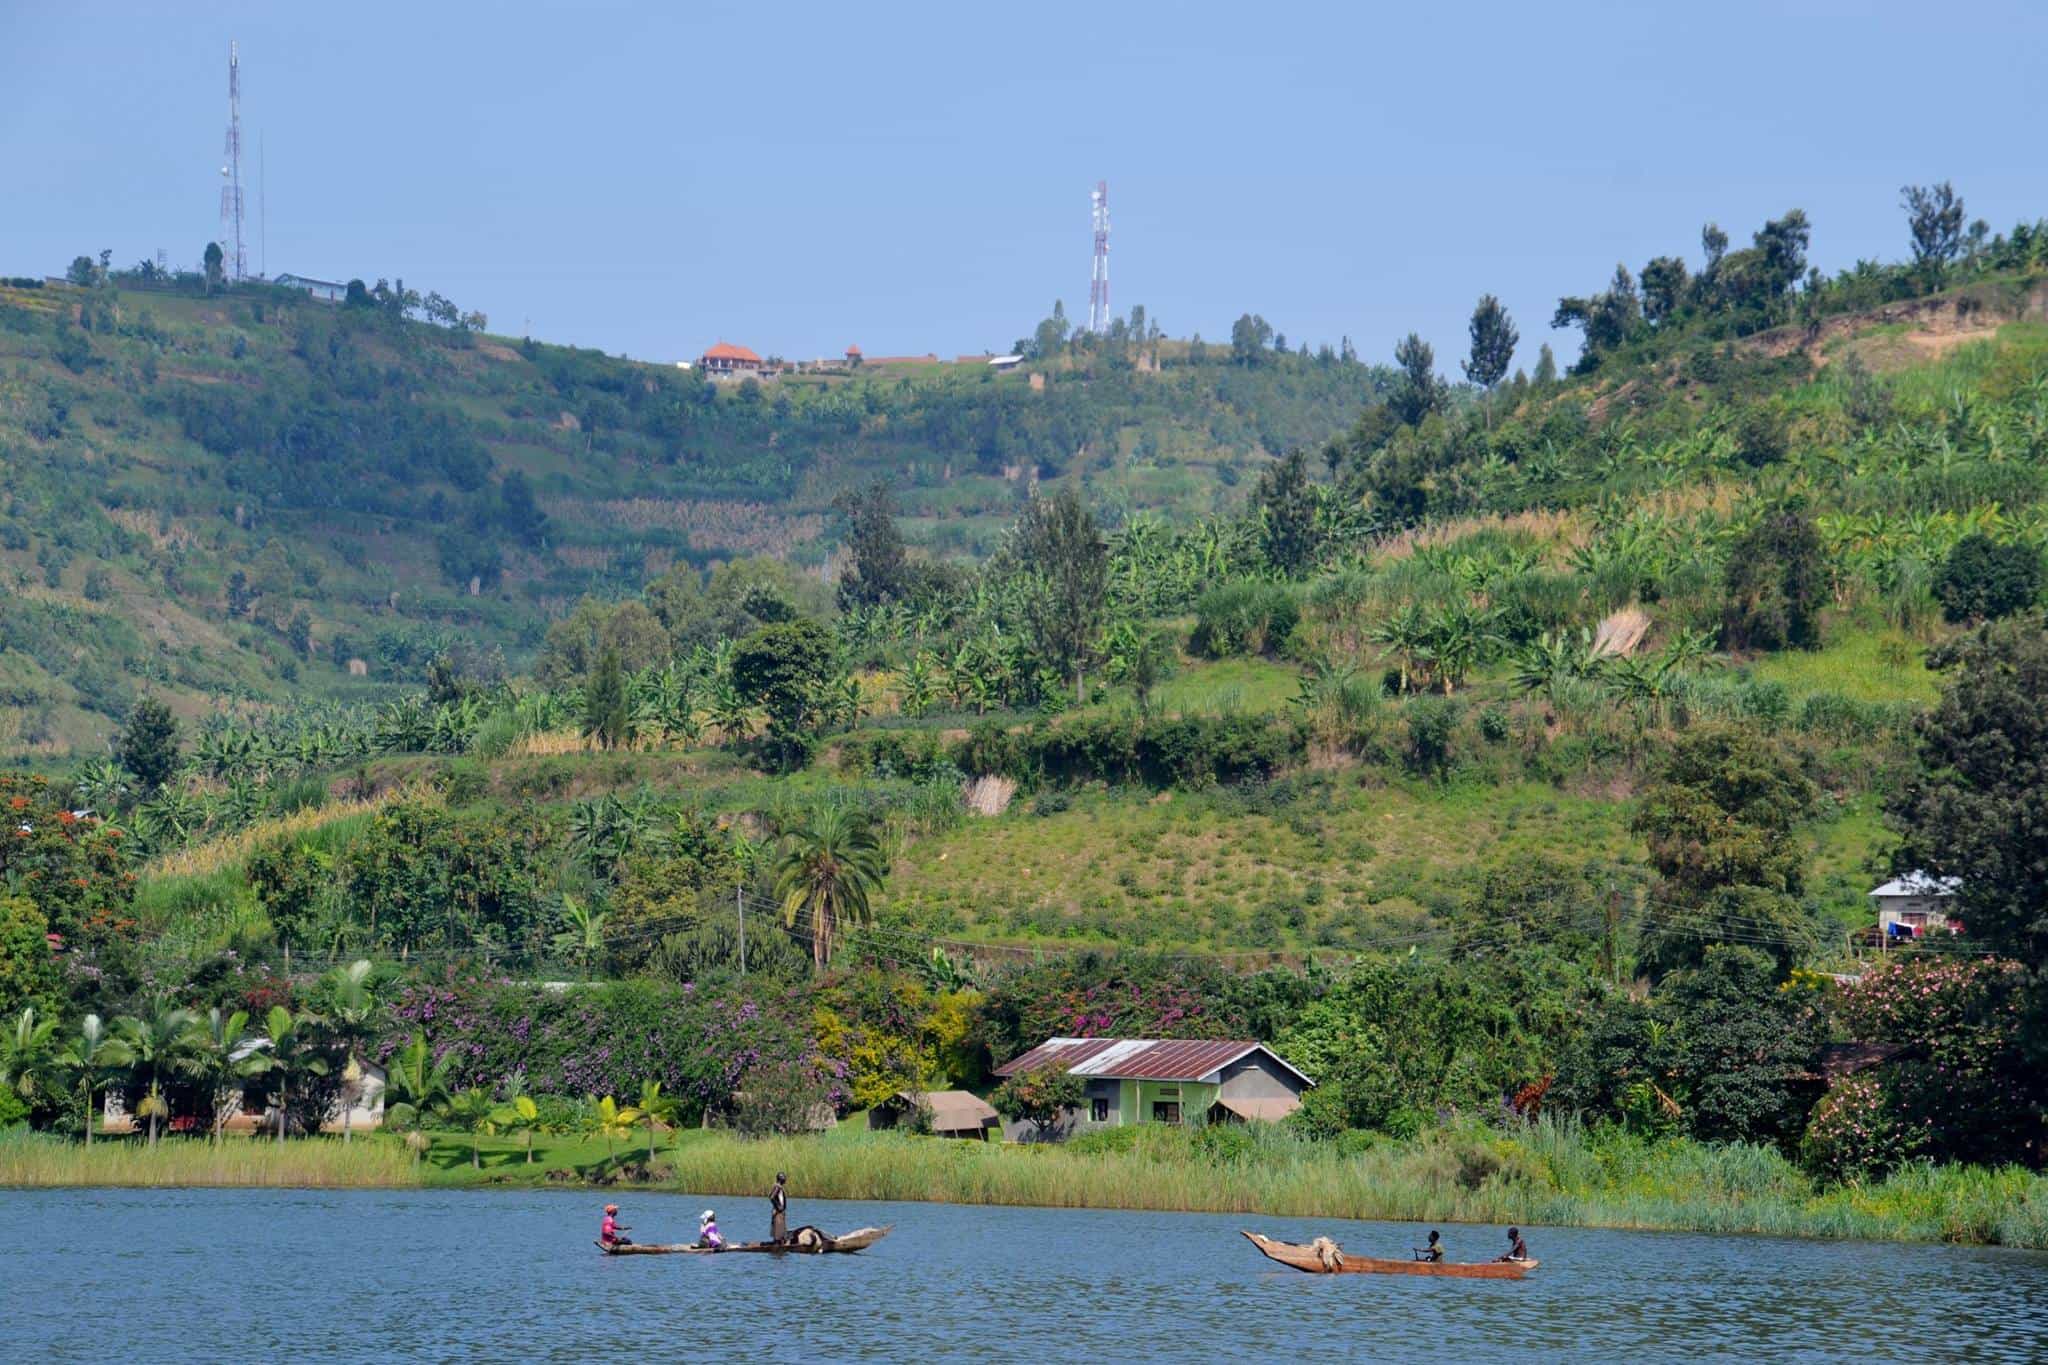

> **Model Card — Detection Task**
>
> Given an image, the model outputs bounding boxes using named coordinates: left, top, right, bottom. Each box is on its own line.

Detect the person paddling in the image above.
left=1496, top=1226, right=1528, bottom=1263
left=697, top=1209, right=723, bottom=1250
left=600, top=1203, right=631, bottom=1248
left=769, top=1172, right=789, bottom=1245
left=1413, top=1229, right=1444, bottom=1263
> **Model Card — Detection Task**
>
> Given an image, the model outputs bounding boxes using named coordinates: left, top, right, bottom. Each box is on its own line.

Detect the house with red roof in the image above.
left=698, top=340, right=768, bottom=377
left=992, top=1036, right=1312, bottom=1139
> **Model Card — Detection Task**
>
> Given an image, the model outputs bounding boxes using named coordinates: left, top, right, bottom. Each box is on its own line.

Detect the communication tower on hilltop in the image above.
left=219, top=41, right=247, bottom=281
left=1088, top=180, right=1110, bottom=334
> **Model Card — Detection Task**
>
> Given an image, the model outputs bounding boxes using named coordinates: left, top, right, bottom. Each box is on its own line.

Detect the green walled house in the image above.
left=992, top=1037, right=1313, bottom=1141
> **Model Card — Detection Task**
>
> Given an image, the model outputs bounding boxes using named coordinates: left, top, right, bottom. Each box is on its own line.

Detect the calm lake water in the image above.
left=3, top=1187, right=2046, bottom=1361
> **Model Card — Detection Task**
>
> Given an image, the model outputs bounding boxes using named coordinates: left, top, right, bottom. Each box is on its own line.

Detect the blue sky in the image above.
left=4, top=1, right=2042, bottom=372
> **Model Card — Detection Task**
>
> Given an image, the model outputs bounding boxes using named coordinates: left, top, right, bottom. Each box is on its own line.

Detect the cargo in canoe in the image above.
left=1241, top=1230, right=1538, bottom=1279
left=596, top=1225, right=890, bottom=1256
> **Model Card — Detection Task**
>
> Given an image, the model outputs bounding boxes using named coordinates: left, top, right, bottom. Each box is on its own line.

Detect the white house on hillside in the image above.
left=1869, top=871, right=1962, bottom=941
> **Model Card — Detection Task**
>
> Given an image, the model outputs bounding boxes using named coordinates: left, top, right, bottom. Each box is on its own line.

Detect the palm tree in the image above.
left=116, top=1007, right=193, bottom=1149
left=319, top=960, right=379, bottom=1143
left=55, top=1015, right=135, bottom=1147
left=1368, top=603, right=1430, bottom=694
left=0, top=1007, right=59, bottom=1119
left=635, top=1080, right=680, bottom=1164
left=585, top=1094, right=641, bottom=1160
left=491, top=1094, right=542, bottom=1164
left=774, top=806, right=887, bottom=969
left=262, top=1006, right=332, bottom=1143
left=180, top=1008, right=272, bottom=1145
left=551, top=895, right=607, bottom=982
left=445, top=1086, right=498, bottom=1169
left=381, top=1034, right=458, bottom=1159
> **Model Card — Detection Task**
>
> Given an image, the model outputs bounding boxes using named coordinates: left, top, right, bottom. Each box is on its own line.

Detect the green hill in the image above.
left=0, top=276, right=1385, bottom=754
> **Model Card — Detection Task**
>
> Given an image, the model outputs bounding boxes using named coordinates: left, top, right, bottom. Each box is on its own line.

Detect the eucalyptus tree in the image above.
left=1461, top=295, right=1519, bottom=428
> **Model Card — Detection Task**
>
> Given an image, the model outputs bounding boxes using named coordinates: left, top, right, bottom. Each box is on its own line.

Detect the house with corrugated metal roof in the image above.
left=992, top=1037, right=1312, bottom=1140
left=867, top=1089, right=1001, bottom=1140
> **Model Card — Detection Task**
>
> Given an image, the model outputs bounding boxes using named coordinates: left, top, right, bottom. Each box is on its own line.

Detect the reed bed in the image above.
left=629, top=1122, right=2048, bottom=1249
left=0, top=1133, right=418, bottom=1188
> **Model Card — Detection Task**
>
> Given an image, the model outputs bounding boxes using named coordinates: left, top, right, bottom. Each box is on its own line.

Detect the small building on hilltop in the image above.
left=867, top=1089, right=1000, bottom=1140
left=993, top=1037, right=1312, bottom=1140
left=272, top=273, right=346, bottom=303
left=1869, top=871, right=1963, bottom=942
left=698, top=341, right=768, bottom=378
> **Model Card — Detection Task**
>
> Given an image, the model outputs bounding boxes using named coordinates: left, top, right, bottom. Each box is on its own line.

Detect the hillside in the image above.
left=0, top=275, right=1384, bottom=754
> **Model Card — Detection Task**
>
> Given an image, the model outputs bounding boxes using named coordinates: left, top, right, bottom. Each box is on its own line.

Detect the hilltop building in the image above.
left=698, top=341, right=768, bottom=378
left=1868, top=871, right=1963, bottom=941
left=272, top=273, right=345, bottom=303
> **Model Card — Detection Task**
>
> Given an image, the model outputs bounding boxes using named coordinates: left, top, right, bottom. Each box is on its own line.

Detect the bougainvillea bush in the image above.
left=378, top=974, right=843, bottom=1125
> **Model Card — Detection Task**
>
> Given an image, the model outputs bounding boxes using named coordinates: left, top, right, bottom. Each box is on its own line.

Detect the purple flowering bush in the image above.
left=378, top=973, right=843, bottom=1123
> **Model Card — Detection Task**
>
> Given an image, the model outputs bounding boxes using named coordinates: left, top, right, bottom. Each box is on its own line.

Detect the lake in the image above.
left=3, top=1187, right=2045, bottom=1361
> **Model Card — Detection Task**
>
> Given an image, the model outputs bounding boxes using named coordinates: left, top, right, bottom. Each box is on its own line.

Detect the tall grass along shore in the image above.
left=10, top=1121, right=2048, bottom=1250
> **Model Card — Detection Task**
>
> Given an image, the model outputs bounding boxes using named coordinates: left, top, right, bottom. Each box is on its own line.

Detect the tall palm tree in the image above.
left=55, top=1015, right=134, bottom=1147
left=262, top=1006, right=332, bottom=1144
left=180, top=1008, right=272, bottom=1145
left=319, top=961, right=379, bottom=1143
left=116, top=1006, right=195, bottom=1149
left=0, top=1007, right=59, bottom=1119
left=774, top=806, right=887, bottom=969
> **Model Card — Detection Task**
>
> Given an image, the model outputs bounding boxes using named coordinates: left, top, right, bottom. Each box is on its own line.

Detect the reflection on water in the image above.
left=2, top=1187, right=2045, bottom=1362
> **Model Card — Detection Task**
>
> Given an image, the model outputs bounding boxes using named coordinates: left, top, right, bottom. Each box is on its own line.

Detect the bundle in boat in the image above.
left=598, top=1226, right=890, bottom=1256
left=1240, top=1230, right=1538, bottom=1279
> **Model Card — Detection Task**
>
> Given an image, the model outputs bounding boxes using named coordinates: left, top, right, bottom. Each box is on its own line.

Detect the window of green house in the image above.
left=1090, top=1097, right=1110, bottom=1122
left=1151, top=1101, right=1182, bottom=1124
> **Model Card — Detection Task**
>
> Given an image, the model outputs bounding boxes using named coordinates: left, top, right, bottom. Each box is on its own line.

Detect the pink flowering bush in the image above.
left=1802, top=1074, right=1917, bottom=1182
left=1826, top=957, right=2032, bottom=1168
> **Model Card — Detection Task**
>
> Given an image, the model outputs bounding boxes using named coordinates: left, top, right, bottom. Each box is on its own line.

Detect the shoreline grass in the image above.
left=10, top=1121, right=2047, bottom=1250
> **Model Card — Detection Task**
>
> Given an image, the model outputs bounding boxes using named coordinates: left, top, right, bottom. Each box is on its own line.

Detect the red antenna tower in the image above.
left=219, top=41, right=246, bottom=281
left=1088, top=180, right=1110, bottom=334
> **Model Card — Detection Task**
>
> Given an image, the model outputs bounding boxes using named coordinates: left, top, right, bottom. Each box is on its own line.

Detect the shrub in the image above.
left=1403, top=697, right=1457, bottom=779
left=1932, top=534, right=2042, bottom=623
left=1190, top=582, right=1299, bottom=658
left=1801, top=1075, right=1909, bottom=1183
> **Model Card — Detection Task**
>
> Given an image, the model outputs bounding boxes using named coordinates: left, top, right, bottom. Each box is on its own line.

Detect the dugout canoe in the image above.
left=1241, top=1230, right=1538, bottom=1279
left=597, top=1226, right=890, bottom=1256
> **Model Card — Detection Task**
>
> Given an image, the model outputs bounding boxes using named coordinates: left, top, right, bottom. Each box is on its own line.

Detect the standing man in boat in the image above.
left=1414, top=1230, right=1444, bottom=1263
left=1496, top=1226, right=1528, bottom=1262
left=600, top=1203, right=631, bottom=1248
left=769, top=1172, right=789, bottom=1245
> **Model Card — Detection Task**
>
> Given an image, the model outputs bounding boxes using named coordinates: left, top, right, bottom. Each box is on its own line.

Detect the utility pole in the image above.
left=737, top=885, right=746, bottom=977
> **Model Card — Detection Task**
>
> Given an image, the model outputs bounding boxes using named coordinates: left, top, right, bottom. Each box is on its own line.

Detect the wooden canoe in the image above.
left=597, top=1226, right=890, bottom=1256
left=1242, top=1231, right=1538, bottom=1279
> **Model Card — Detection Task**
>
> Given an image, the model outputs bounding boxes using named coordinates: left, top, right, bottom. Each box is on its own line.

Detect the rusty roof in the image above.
left=993, top=1037, right=1313, bottom=1087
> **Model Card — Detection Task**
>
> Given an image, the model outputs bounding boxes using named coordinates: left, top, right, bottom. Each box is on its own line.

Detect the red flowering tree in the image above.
left=0, top=775, right=136, bottom=949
